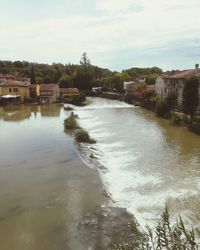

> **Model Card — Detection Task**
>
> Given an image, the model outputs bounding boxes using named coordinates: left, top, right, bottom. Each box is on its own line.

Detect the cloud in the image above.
left=0, top=0, right=200, bottom=70
left=96, top=0, right=136, bottom=13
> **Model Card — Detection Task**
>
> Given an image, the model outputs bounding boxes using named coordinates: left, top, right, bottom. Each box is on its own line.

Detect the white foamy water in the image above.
left=71, top=97, right=200, bottom=227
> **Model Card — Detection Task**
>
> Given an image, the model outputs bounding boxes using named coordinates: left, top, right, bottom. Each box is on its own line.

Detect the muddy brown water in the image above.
left=0, top=104, right=103, bottom=250
left=0, top=99, right=200, bottom=249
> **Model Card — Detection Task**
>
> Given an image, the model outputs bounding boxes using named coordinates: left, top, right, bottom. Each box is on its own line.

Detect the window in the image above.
left=14, top=88, right=18, bottom=92
left=9, top=88, right=12, bottom=93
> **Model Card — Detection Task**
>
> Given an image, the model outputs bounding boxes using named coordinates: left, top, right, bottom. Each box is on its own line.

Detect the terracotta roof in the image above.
left=0, top=80, right=29, bottom=87
left=40, top=84, right=59, bottom=90
left=0, top=74, right=30, bottom=82
left=163, top=69, right=200, bottom=79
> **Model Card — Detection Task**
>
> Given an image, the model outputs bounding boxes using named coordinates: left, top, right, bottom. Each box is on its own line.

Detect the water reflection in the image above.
left=0, top=104, right=62, bottom=122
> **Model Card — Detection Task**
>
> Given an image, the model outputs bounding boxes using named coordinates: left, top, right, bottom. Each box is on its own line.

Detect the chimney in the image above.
left=195, top=63, right=199, bottom=69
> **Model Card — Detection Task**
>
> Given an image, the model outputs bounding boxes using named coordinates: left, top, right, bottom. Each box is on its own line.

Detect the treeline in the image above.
left=0, top=53, right=112, bottom=90
left=123, top=66, right=162, bottom=85
left=0, top=53, right=163, bottom=90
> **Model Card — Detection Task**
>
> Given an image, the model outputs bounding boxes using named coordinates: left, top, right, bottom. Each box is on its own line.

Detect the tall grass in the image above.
left=116, top=206, right=199, bottom=250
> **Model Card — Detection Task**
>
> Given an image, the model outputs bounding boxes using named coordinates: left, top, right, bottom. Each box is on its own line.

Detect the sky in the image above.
left=0, top=0, right=200, bottom=71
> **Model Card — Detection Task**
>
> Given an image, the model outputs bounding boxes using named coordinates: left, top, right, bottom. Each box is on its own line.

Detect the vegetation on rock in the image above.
left=64, top=113, right=79, bottom=130
left=75, top=129, right=96, bottom=144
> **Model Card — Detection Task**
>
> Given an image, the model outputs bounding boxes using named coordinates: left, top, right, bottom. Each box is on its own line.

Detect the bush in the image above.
left=64, top=106, right=73, bottom=111
left=170, top=112, right=182, bottom=125
left=72, top=93, right=86, bottom=105
left=181, top=114, right=190, bottom=125
left=64, top=113, right=79, bottom=130
left=190, top=121, right=200, bottom=134
left=75, top=129, right=96, bottom=143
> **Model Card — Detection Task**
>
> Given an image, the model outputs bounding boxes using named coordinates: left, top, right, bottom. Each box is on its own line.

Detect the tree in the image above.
left=80, top=52, right=91, bottom=67
left=59, top=74, right=71, bottom=88
left=183, top=76, right=199, bottom=123
left=30, top=65, right=36, bottom=84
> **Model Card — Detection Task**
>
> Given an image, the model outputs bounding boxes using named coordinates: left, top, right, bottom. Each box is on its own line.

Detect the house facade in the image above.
left=155, top=65, right=200, bottom=109
left=0, top=75, right=30, bottom=101
left=40, top=84, right=60, bottom=103
left=124, top=81, right=136, bottom=96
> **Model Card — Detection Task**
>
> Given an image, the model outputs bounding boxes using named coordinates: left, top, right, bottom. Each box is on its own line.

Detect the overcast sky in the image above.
left=0, top=0, right=200, bottom=71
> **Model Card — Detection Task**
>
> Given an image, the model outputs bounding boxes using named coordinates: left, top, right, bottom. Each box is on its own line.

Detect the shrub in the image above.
left=75, top=129, right=96, bottom=143
left=170, top=112, right=182, bottom=125
left=64, top=113, right=79, bottom=130
left=64, top=106, right=73, bottom=111
left=72, top=93, right=86, bottom=105
left=190, top=121, right=200, bottom=134
left=181, top=114, right=190, bottom=125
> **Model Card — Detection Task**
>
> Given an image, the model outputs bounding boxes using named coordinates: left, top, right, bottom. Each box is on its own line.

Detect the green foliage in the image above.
left=116, top=206, right=199, bottom=250
left=0, top=57, right=112, bottom=89
left=190, top=121, right=200, bottom=134
left=165, top=91, right=177, bottom=112
left=123, top=67, right=162, bottom=85
left=64, top=113, right=79, bottom=130
left=181, top=114, right=190, bottom=125
left=71, top=92, right=86, bottom=105
left=64, top=106, right=73, bottom=111
left=59, top=74, right=71, bottom=88
left=155, top=100, right=168, bottom=117
left=170, top=112, right=182, bottom=125
left=80, top=52, right=91, bottom=66
left=145, top=73, right=159, bottom=85
left=75, top=129, right=96, bottom=143
left=183, top=76, right=199, bottom=122
left=30, top=65, right=36, bottom=84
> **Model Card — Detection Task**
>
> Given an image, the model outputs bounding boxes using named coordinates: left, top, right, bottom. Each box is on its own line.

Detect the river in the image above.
left=0, top=104, right=103, bottom=250
left=0, top=98, right=200, bottom=249
left=73, top=97, right=200, bottom=228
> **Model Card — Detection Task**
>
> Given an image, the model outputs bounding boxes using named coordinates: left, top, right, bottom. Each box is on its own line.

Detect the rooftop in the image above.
left=40, top=84, right=59, bottom=91
left=163, top=68, right=200, bottom=79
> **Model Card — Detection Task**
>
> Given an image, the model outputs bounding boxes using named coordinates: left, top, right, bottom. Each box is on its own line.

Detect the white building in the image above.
left=123, top=81, right=135, bottom=96
left=155, top=64, right=200, bottom=109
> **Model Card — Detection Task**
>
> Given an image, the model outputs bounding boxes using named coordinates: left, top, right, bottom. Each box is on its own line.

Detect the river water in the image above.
left=0, top=98, right=200, bottom=249
left=73, top=97, right=200, bottom=228
left=0, top=104, right=103, bottom=250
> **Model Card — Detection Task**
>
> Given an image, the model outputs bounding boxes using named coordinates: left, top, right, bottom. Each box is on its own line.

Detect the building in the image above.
left=28, top=84, right=40, bottom=98
left=124, top=81, right=135, bottom=96
left=59, top=88, right=79, bottom=98
left=40, top=84, right=60, bottom=103
left=155, top=75, right=168, bottom=98
left=155, top=65, right=200, bottom=109
left=137, top=76, right=146, bottom=84
left=0, top=75, right=30, bottom=102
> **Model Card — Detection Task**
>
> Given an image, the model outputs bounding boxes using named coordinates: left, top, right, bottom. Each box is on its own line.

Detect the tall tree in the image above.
left=183, top=76, right=199, bottom=123
left=30, top=64, right=36, bottom=84
left=80, top=52, right=91, bottom=67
